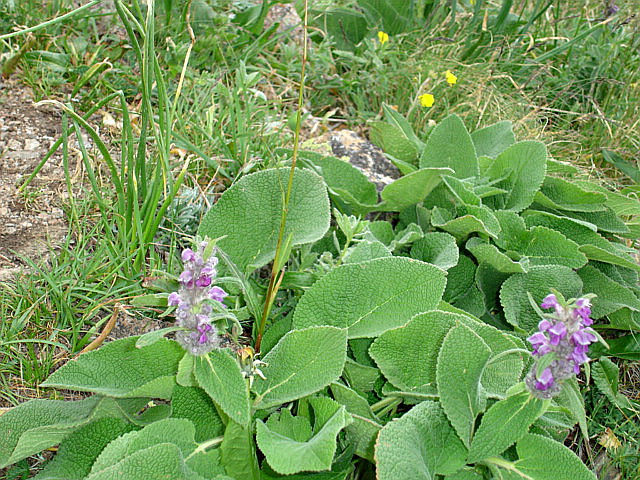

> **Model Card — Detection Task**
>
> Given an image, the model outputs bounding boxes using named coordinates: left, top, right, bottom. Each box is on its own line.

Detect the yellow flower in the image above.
left=419, top=94, right=434, bottom=108
left=470, top=0, right=476, bottom=5
left=445, top=70, right=457, bottom=85
left=378, top=31, right=389, bottom=45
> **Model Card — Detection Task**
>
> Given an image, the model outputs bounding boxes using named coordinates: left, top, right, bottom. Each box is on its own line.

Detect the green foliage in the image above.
left=375, top=401, right=467, bottom=480
left=198, top=168, right=331, bottom=273
left=256, top=397, right=352, bottom=474
left=41, top=337, right=184, bottom=399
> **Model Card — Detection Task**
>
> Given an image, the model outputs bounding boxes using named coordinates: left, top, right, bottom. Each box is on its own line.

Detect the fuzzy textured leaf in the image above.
left=499, top=433, right=596, bottom=480
left=483, top=141, right=547, bottom=212
left=535, top=176, right=607, bottom=212
left=420, top=114, right=478, bottom=179
left=41, top=337, right=184, bottom=398
left=293, top=257, right=446, bottom=338
left=330, top=383, right=381, bottom=460
left=252, top=327, right=347, bottom=409
left=577, top=265, right=640, bottom=318
left=32, top=418, right=136, bottom=480
left=198, top=168, right=330, bottom=272
left=500, top=265, right=583, bottom=332
left=194, top=349, right=250, bottom=426
left=375, top=401, right=467, bottom=480
left=410, top=232, right=459, bottom=270
left=0, top=396, right=137, bottom=469
left=471, top=121, right=515, bottom=158
left=171, top=385, right=224, bottom=442
left=468, top=391, right=546, bottom=462
left=436, top=324, right=491, bottom=447
left=380, top=168, right=452, bottom=211
left=256, top=397, right=352, bottom=474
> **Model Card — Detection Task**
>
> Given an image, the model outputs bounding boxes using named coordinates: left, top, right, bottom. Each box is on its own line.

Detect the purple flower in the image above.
left=209, top=286, right=227, bottom=303
left=548, top=322, right=567, bottom=345
left=182, top=248, right=197, bottom=262
left=538, top=319, right=553, bottom=332
left=168, top=292, right=181, bottom=306
left=571, top=328, right=597, bottom=347
left=541, top=294, right=559, bottom=310
left=535, top=368, right=554, bottom=391
left=196, top=323, right=213, bottom=344
left=196, top=275, right=212, bottom=287
left=527, top=332, right=551, bottom=356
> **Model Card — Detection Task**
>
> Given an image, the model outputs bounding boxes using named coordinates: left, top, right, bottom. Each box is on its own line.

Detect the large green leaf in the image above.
left=483, top=141, right=547, bottom=212
left=303, top=155, right=378, bottom=215
left=577, top=265, right=640, bottom=318
left=194, top=349, right=250, bottom=427
left=444, top=255, right=477, bottom=303
left=198, top=168, right=330, bottom=273
left=87, top=418, right=229, bottom=480
left=468, top=391, right=546, bottom=462
left=535, top=176, right=607, bottom=212
left=524, top=211, right=640, bottom=271
left=471, top=121, right=515, bottom=158
left=256, top=397, right=352, bottom=474
left=497, top=433, right=596, bottom=480
left=171, top=385, right=224, bottom=442
left=375, top=401, right=467, bottom=480
left=436, top=324, right=491, bottom=447
left=32, top=418, right=137, bottom=480
left=330, top=383, right=381, bottom=461
left=420, top=115, right=478, bottom=179
left=369, top=121, right=419, bottom=163
left=466, top=238, right=527, bottom=274
left=220, top=420, right=260, bottom=480
left=252, top=327, right=347, bottom=409
left=86, top=443, right=188, bottom=480
left=380, top=168, right=452, bottom=211
left=370, top=311, right=458, bottom=395
left=431, top=205, right=501, bottom=240
left=41, top=337, right=184, bottom=398
left=514, top=226, right=587, bottom=268
left=293, top=257, right=446, bottom=338
left=410, top=232, right=459, bottom=270
left=0, top=396, right=116, bottom=468
left=500, top=265, right=583, bottom=332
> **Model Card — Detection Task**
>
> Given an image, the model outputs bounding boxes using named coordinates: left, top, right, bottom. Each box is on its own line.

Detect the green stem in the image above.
left=254, top=0, right=308, bottom=353
left=370, top=396, right=399, bottom=413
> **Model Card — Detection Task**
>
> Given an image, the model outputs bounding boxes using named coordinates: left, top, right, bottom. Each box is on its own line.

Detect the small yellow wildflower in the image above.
left=419, top=94, right=434, bottom=108
left=470, top=0, right=476, bottom=5
left=445, top=70, right=457, bottom=85
left=378, top=31, right=389, bottom=45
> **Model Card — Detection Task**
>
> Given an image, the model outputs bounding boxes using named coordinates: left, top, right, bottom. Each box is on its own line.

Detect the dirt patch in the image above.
left=0, top=79, right=68, bottom=280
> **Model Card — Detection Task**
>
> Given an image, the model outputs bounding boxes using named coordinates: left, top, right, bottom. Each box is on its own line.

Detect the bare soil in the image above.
left=0, top=79, right=68, bottom=280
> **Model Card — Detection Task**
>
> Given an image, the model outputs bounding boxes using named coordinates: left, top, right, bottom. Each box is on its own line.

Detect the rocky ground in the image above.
left=0, top=79, right=68, bottom=281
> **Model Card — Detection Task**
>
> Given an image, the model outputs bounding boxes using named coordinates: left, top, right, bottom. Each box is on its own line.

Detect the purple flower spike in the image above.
left=541, top=294, right=558, bottom=310
left=535, top=368, right=554, bottom=391
left=170, top=241, right=226, bottom=355
left=526, top=294, right=599, bottom=399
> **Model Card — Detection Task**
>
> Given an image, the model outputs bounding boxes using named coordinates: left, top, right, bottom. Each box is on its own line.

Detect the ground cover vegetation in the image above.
left=0, top=0, right=639, bottom=478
